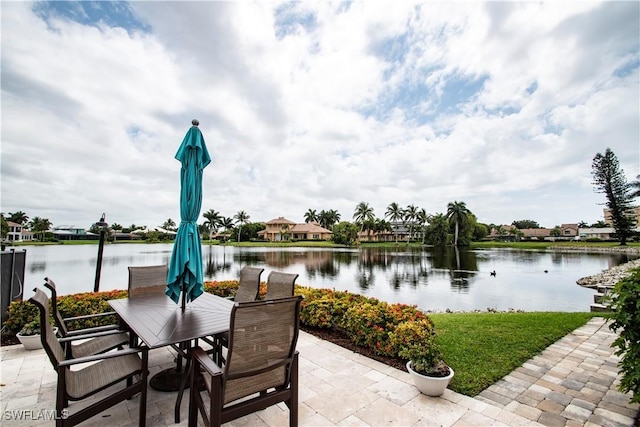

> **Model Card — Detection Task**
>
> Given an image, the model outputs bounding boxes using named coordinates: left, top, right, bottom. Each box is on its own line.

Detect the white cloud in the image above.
left=1, top=1, right=638, bottom=231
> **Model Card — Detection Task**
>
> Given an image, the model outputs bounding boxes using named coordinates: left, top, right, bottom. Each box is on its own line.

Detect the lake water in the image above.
left=9, top=244, right=639, bottom=312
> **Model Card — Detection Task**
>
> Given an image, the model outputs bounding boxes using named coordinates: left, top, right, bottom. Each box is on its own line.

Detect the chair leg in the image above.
left=188, top=359, right=198, bottom=427
left=56, top=368, right=67, bottom=427
left=289, top=353, right=299, bottom=427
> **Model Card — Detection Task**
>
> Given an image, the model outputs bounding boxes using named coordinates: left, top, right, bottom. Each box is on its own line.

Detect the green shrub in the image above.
left=5, top=281, right=438, bottom=372
left=18, top=319, right=42, bottom=336
left=390, top=319, right=449, bottom=377
left=608, top=268, right=640, bottom=403
left=4, top=299, right=40, bottom=336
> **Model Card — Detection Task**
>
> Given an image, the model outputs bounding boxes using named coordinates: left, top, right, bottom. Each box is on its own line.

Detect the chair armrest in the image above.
left=58, top=346, right=148, bottom=367
left=192, top=347, right=222, bottom=376
left=63, top=311, right=118, bottom=322
left=58, top=329, right=127, bottom=344
left=64, top=324, right=123, bottom=337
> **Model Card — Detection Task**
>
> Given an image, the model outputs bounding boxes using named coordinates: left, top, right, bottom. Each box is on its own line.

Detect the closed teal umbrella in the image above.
left=167, top=120, right=211, bottom=310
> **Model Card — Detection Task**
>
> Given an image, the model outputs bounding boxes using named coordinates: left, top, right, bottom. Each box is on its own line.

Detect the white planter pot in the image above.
left=16, top=327, right=58, bottom=351
left=16, top=332, right=43, bottom=350
left=406, top=361, right=454, bottom=396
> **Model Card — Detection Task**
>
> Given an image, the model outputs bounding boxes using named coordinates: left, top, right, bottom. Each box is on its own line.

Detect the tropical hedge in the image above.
left=3, top=281, right=436, bottom=364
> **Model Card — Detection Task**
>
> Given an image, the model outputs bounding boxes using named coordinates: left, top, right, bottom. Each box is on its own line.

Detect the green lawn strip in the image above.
left=429, top=312, right=601, bottom=396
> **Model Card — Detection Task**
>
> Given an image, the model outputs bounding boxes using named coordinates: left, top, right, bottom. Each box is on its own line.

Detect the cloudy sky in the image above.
left=2, top=1, right=638, bottom=231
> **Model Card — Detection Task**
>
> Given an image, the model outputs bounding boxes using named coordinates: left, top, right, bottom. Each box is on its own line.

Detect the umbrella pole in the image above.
left=181, top=284, right=186, bottom=313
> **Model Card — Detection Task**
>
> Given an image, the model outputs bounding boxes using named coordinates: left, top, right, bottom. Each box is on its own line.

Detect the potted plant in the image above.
left=16, top=319, right=44, bottom=350
left=16, top=319, right=57, bottom=351
left=393, top=320, right=454, bottom=396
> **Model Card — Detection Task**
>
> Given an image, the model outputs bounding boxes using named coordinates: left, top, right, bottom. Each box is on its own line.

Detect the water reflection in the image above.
left=14, top=243, right=640, bottom=312
left=204, top=246, right=232, bottom=277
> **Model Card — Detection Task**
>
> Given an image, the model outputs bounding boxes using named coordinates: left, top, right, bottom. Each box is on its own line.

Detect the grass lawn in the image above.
left=429, top=311, right=603, bottom=396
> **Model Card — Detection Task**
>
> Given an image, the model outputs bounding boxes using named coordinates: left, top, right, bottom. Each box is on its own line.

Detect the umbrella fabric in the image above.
left=166, top=125, right=211, bottom=304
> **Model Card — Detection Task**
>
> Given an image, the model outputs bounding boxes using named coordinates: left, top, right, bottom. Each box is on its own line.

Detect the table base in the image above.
left=149, top=367, right=189, bottom=392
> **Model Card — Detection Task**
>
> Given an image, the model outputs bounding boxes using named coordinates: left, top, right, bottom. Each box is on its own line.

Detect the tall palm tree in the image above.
left=403, top=204, right=419, bottom=243
left=416, top=208, right=429, bottom=244
left=304, top=209, right=318, bottom=223
left=446, top=201, right=470, bottom=246
left=385, top=202, right=404, bottom=244
left=353, top=202, right=374, bottom=232
left=202, top=209, right=222, bottom=241
left=233, top=210, right=250, bottom=242
left=327, top=209, right=341, bottom=228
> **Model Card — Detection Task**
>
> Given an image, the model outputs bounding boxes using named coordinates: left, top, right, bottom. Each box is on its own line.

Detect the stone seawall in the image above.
left=574, top=247, right=640, bottom=289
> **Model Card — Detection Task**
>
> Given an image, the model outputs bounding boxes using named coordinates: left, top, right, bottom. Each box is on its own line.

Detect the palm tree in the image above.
left=362, top=218, right=377, bottom=241
left=304, top=209, right=319, bottom=223
left=28, top=216, right=52, bottom=241
left=353, top=202, right=374, bottom=232
left=416, top=208, right=429, bottom=244
left=202, top=209, right=222, bottom=241
left=446, top=201, right=470, bottom=246
left=373, top=218, right=391, bottom=241
left=404, top=204, right=419, bottom=243
left=8, top=211, right=29, bottom=225
left=385, top=202, right=404, bottom=244
left=327, top=209, right=341, bottom=228
left=162, top=218, right=177, bottom=232
left=221, top=216, right=234, bottom=232
left=233, top=211, right=250, bottom=242
left=318, top=209, right=340, bottom=230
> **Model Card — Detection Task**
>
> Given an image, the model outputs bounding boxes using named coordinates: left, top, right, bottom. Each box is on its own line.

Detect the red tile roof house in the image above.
left=258, top=217, right=333, bottom=242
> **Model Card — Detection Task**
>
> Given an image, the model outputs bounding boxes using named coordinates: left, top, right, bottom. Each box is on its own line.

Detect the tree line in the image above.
left=3, top=148, right=638, bottom=245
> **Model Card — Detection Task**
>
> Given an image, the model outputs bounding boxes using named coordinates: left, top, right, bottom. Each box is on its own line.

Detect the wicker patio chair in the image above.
left=265, top=271, right=299, bottom=300
left=128, top=264, right=169, bottom=297
left=44, top=277, right=128, bottom=358
left=29, top=287, right=149, bottom=427
left=188, top=295, right=302, bottom=427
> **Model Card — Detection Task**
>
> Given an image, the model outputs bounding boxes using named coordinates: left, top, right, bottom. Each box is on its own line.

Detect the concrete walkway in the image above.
left=1, top=317, right=637, bottom=426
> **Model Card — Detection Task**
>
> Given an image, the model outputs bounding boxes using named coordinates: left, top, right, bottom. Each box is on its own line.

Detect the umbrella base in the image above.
left=150, top=367, right=189, bottom=392
left=150, top=367, right=206, bottom=392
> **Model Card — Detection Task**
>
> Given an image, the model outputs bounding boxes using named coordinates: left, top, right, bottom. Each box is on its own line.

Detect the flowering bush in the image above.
left=5, top=281, right=443, bottom=373
left=389, top=319, right=449, bottom=377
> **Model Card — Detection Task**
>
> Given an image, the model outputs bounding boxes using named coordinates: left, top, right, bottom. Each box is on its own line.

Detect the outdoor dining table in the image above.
left=109, top=292, right=234, bottom=422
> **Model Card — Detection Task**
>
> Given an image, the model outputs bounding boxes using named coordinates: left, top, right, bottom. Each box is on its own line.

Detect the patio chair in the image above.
left=188, top=295, right=303, bottom=427
left=234, top=266, right=264, bottom=302
left=209, top=266, right=264, bottom=364
left=128, top=264, right=169, bottom=297
left=44, top=277, right=128, bottom=358
left=29, top=287, right=149, bottom=427
left=265, top=271, right=299, bottom=300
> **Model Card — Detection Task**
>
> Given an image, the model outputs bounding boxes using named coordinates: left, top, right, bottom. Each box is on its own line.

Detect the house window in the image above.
left=313, top=234, right=319, bottom=239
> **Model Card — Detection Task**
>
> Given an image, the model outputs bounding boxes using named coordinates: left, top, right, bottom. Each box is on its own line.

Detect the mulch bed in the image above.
left=300, top=325, right=407, bottom=372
